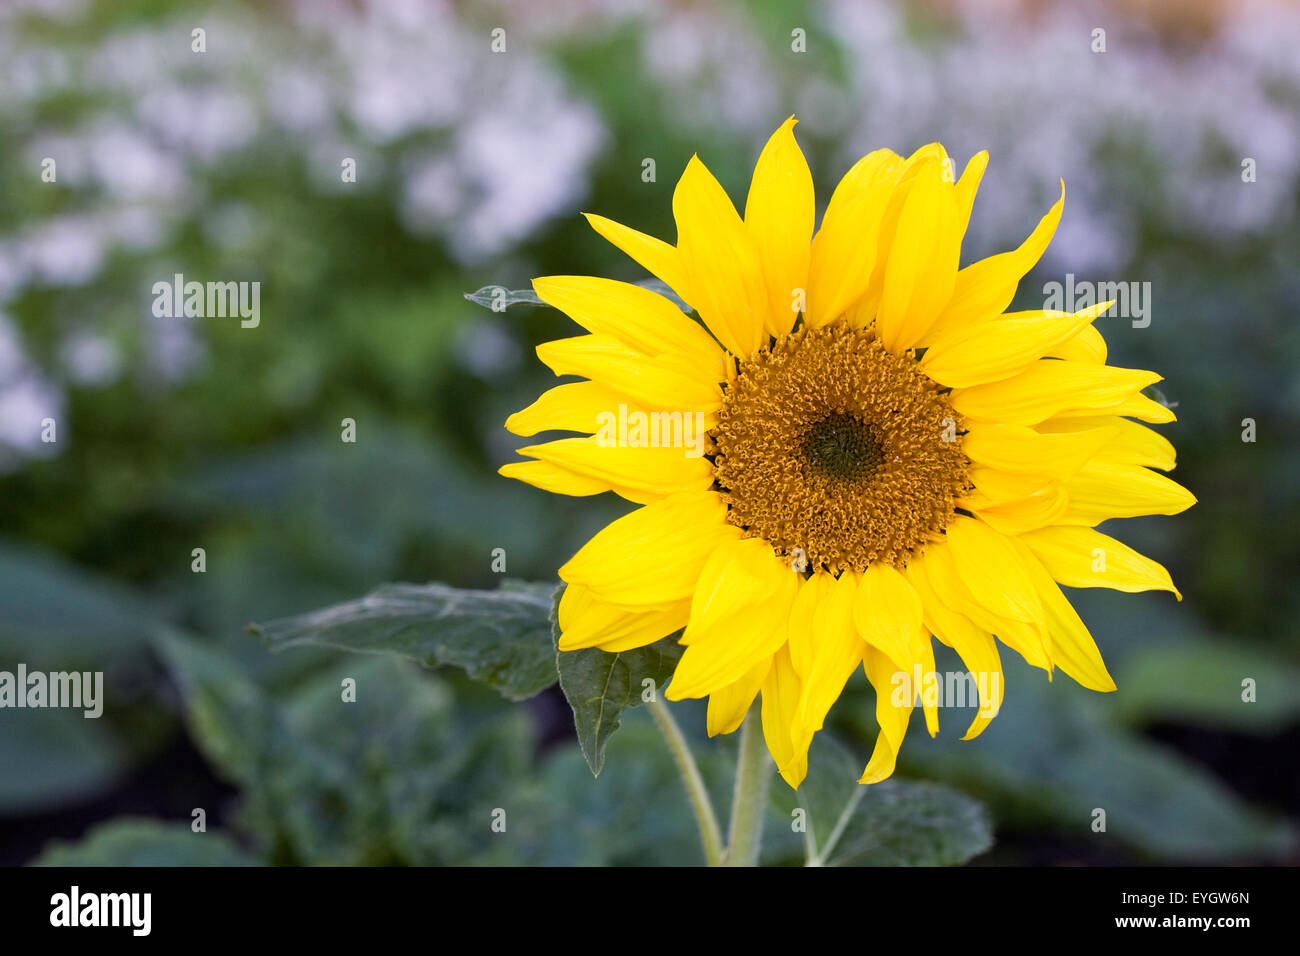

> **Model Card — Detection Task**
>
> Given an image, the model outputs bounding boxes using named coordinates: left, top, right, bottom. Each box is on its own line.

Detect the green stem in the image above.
left=648, top=696, right=724, bottom=867
left=723, top=705, right=771, bottom=866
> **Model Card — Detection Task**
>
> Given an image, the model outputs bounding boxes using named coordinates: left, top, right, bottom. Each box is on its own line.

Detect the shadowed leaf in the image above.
left=550, top=583, right=684, bottom=776
left=249, top=580, right=558, bottom=701
left=769, top=734, right=993, bottom=866
left=35, top=820, right=259, bottom=867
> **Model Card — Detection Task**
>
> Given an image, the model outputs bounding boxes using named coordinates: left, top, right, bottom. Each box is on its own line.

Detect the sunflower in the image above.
left=501, top=117, right=1195, bottom=788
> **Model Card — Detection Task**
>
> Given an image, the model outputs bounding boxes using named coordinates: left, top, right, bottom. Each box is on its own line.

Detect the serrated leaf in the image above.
left=550, top=583, right=684, bottom=776
left=852, top=647, right=1298, bottom=862
left=465, top=279, right=690, bottom=313
left=819, top=780, right=993, bottom=866
left=248, top=580, right=557, bottom=701
left=770, top=734, right=992, bottom=866
left=34, top=820, right=259, bottom=867
left=159, top=632, right=539, bottom=865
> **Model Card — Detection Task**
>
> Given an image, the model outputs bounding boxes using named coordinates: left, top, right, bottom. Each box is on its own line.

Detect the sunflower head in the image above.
left=713, top=322, right=969, bottom=574
left=503, top=117, right=1194, bottom=788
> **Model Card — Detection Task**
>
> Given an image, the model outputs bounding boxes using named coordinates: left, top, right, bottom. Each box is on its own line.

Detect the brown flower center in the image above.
left=712, top=323, right=969, bottom=574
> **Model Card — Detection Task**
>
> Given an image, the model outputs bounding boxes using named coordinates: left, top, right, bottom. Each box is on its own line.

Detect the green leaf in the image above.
left=768, top=734, right=993, bottom=866
left=0, top=541, right=164, bottom=814
left=155, top=630, right=280, bottom=787
left=465, top=279, right=690, bottom=312
left=0, top=707, right=130, bottom=816
left=159, top=631, right=541, bottom=864
left=850, top=649, right=1298, bottom=862
left=1114, top=638, right=1300, bottom=732
left=0, top=537, right=158, bottom=664
left=34, top=820, right=259, bottom=867
left=550, top=584, right=684, bottom=776
left=249, top=579, right=558, bottom=701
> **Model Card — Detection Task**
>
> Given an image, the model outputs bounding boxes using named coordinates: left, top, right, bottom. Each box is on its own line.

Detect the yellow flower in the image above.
left=502, top=117, right=1195, bottom=788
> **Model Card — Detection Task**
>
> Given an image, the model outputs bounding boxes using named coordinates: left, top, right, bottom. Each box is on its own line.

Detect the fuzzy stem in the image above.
left=648, top=696, right=724, bottom=867
left=723, top=705, right=771, bottom=866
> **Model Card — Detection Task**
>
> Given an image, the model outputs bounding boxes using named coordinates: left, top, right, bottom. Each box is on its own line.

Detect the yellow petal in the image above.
left=806, top=150, right=902, bottom=329
left=532, top=275, right=724, bottom=371
left=761, top=644, right=810, bottom=788
left=1045, top=322, right=1107, bottom=363
left=943, top=516, right=1049, bottom=631
left=921, top=305, right=1107, bottom=389
left=906, top=557, right=1003, bottom=739
left=1057, top=460, right=1197, bottom=525
left=965, top=465, right=1052, bottom=502
left=535, top=335, right=722, bottom=411
left=506, top=381, right=633, bottom=437
left=514, top=436, right=713, bottom=504
left=854, top=563, right=940, bottom=736
left=852, top=563, right=924, bottom=673
left=668, top=538, right=800, bottom=698
left=950, top=359, right=1162, bottom=425
left=707, top=656, right=772, bottom=737
left=679, top=537, right=782, bottom=639
left=559, top=491, right=740, bottom=607
left=744, top=116, right=814, bottom=339
left=860, top=646, right=913, bottom=784
left=902, top=142, right=951, bottom=174
left=1097, top=392, right=1177, bottom=424
left=795, top=570, right=864, bottom=735
left=875, top=164, right=961, bottom=353
left=1011, top=539, right=1117, bottom=692
left=1019, top=525, right=1181, bottom=599
left=920, top=536, right=1053, bottom=672
left=673, top=155, right=771, bottom=357
left=960, top=481, right=1069, bottom=536
left=959, top=467, right=1071, bottom=534
left=933, top=180, right=1064, bottom=329
left=583, top=212, right=697, bottom=307
left=953, top=151, right=989, bottom=243
left=787, top=570, right=835, bottom=679
left=823, top=147, right=905, bottom=216
left=840, top=150, right=946, bottom=329
left=963, top=422, right=1119, bottom=480
left=556, top=583, right=691, bottom=652
left=1038, top=415, right=1176, bottom=471
left=498, top=459, right=612, bottom=497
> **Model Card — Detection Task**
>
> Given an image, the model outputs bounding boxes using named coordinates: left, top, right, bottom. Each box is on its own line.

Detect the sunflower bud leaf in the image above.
left=550, top=583, right=685, bottom=776
left=465, top=279, right=690, bottom=312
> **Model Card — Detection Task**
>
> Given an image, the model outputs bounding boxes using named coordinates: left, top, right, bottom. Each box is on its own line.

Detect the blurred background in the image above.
left=1, top=0, right=1297, bottom=866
